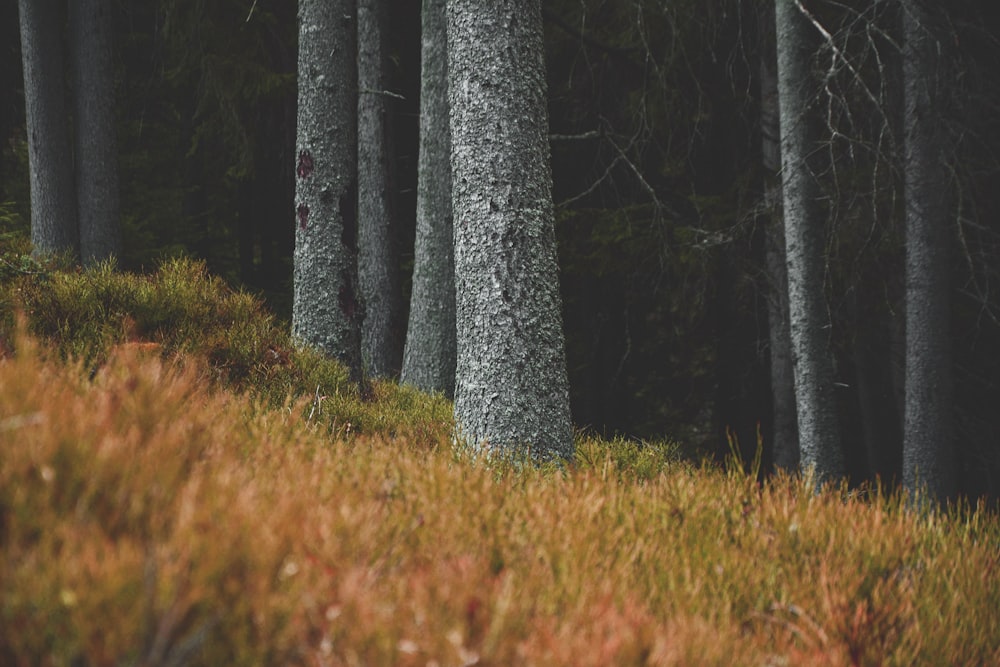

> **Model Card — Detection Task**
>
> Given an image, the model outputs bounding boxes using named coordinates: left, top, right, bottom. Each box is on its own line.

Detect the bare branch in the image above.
left=549, top=130, right=601, bottom=142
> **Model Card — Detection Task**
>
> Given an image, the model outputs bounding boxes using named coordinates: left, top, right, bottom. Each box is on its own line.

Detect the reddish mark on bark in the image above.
left=297, top=203, right=309, bottom=230
left=296, top=150, right=314, bottom=178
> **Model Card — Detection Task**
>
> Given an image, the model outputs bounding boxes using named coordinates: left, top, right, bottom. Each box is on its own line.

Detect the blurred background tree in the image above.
left=2, top=0, right=999, bottom=499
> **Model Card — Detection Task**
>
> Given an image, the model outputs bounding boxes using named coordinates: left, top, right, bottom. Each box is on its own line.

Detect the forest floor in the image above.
left=1, top=254, right=997, bottom=666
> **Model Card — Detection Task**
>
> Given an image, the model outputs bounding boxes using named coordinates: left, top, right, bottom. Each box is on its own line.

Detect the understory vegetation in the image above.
left=1, top=254, right=997, bottom=665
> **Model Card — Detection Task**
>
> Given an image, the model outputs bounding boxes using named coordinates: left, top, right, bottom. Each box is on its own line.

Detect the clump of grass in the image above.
left=0, top=255, right=453, bottom=447
left=574, top=433, right=681, bottom=482
left=1, top=329, right=998, bottom=665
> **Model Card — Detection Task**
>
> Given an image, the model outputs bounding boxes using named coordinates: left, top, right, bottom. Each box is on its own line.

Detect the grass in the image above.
left=0, top=254, right=452, bottom=447
left=1, top=252, right=998, bottom=665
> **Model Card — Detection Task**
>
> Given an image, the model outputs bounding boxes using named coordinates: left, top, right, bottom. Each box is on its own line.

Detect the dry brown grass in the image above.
left=1, top=329, right=998, bottom=666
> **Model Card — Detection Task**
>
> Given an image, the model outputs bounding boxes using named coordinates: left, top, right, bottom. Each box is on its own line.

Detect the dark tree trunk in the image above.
left=358, top=0, right=404, bottom=378
left=401, top=0, right=456, bottom=397
left=293, top=0, right=365, bottom=385
left=902, top=0, right=956, bottom=502
left=759, top=6, right=799, bottom=472
left=18, top=0, right=78, bottom=257
left=774, top=0, right=845, bottom=484
left=71, top=0, right=121, bottom=266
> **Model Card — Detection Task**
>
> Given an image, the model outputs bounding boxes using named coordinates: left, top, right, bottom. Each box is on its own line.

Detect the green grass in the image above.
left=1, top=252, right=997, bottom=665
left=0, top=253, right=452, bottom=447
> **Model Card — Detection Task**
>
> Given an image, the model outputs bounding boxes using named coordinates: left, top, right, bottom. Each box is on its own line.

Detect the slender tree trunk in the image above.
left=358, top=0, right=404, bottom=378
left=18, top=0, right=78, bottom=257
left=293, top=0, right=365, bottom=384
left=237, top=176, right=256, bottom=284
left=774, top=0, right=844, bottom=483
left=71, top=0, right=121, bottom=266
left=902, top=0, right=955, bottom=502
left=759, top=11, right=799, bottom=472
left=402, top=0, right=456, bottom=397
left=448, top=0, right=573, bottom=460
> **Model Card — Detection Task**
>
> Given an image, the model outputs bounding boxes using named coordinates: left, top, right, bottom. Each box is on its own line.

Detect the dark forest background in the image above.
left=2, top=0, right=999, bottom=497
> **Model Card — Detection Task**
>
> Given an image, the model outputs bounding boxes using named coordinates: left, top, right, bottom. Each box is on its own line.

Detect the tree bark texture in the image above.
left=759, top=12, right=799, bottom=472
left=402, top=0, right=456, bottom=398
left=18, top=0, right=78, bottom=257
left=71, top=0, right=122, bottom=266
left=358, top=0, right=403, bottom=378
left=902, top=0, right=956, bottom=502
left=774, top=0, right=844, bottom=483
left=447, top=0, right=573, bottom=460
left=293, top=0, right=364, bottom=382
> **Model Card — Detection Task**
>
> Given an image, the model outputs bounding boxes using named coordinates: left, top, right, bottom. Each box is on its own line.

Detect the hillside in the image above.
left=1, top=257, right=997, bottom=666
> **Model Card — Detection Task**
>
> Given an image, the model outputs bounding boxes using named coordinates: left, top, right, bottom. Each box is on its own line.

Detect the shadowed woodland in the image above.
left=2, top=0, right=1000, bottom=498
left=2, top=2, right=1000, bottom=663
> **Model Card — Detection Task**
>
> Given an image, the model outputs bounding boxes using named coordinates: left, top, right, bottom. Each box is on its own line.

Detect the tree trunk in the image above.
left=18, top=0, right=78, bottom=257
left=902, top=0, right=956, bottom=502
left=401, top=0, right=456, bottom=397
left=448, top=0, right=573, bottom=460
left=358, top=0, right=404, bottom=378
left=759, top=9, right=799, bottom=472
left=774, top=0, right=844, bottom=484
left=293, top=0, right=365, bottom=384
left=70, top=0, right=121, bottom=266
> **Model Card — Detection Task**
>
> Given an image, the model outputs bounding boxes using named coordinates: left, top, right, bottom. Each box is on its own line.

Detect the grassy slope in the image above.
left=1, top=256, right=998, bottom=666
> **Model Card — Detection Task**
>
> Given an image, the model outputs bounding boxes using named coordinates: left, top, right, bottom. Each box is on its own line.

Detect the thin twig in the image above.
left=359, top=88, right=406, bottom=100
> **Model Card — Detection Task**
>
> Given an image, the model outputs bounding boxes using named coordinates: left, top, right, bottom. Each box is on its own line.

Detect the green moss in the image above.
left=0, top=257, right=454, bottom=445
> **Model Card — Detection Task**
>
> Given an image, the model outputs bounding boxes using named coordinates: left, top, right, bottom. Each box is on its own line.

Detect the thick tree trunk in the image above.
left=759, top=17, right=799, bottom=472
left=293, top=0, right=365, bottom=384
left=401, top=0, right=456, bottom=397
left=358, top=0, right=404, bottom=378
left=70, top=0, right=121, bottom=266
left=448, top=0, right=573, bottom=460
left=18, top=0, right=78, bottom=257
left=902, top=0, right=956, bottom=502
left=774, top=0, right=844, bottom=484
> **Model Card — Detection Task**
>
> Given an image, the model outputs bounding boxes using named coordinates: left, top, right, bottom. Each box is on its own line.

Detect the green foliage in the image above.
left=575, top=432, right=682, bottom=483
left=0, top=135, right=31, bottom=242
left=108, top=1, right=298, bottom=284
left=0, top=257, right=452, bottom=446
left=0, top=201, right=27, bottom=239
left=0, top=234, right=41, bottom=282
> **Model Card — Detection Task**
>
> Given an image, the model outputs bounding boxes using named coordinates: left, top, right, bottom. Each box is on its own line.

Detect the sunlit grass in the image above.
left=0, top=254, right=997, bottom=665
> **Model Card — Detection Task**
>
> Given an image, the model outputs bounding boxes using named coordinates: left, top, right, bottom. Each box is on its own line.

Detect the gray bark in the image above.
left=759, top=19, right=799, bottom=472
left=18, top=0, right=78, bottom=257
left=293, top=0, right=365, bottom=383
left=765, top=218, right=800, bottom=473
left=447, top=0, right=573, bottom=460
left=401, top=0, right=456, bottom=398
left=357, top=0, right=403, bottom=378
left=774, top=0, right=844, bottom=483
left=71, top=0, right=122, bottom=266
left=902, top=0, right=955, bottom=502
